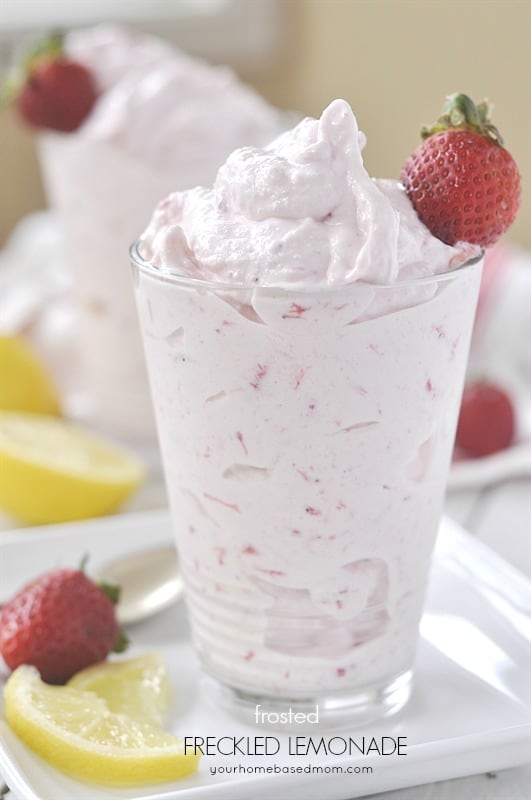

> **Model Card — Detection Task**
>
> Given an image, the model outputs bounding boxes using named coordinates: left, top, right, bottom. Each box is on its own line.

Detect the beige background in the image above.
left=1, top=0, right=529, bottom=248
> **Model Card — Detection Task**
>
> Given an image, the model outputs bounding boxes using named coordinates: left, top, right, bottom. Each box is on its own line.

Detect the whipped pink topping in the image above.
left=140, top=99, right=477, bottom=286
left=65, top=26, right=285, bottom=176
left=66, top=25, right=174, bottom=92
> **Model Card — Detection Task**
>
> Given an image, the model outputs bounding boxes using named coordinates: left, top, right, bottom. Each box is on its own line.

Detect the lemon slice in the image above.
left=68, top=652, right=171, bottom=727
left=0, top=411, right=145, bottom=524
left=0, top=335, right=61, bottom=415
left=4, top=665, right=200, bottom=786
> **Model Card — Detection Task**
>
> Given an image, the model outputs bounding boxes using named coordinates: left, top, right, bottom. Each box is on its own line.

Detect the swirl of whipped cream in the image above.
left=66, top=25, right=175, bottom=92
left=65, top=26, right=286, bottom=177
left=141, top=99, right=475, bottom=286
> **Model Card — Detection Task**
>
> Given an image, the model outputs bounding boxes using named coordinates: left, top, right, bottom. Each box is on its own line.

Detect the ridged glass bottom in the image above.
left=203, top=668, right=412, bottom=731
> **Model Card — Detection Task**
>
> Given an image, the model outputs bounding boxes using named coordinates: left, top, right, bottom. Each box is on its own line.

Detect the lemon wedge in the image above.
left=4, top=665, right=200, bottom=786
left=0, top=335, right=61, bottom=415
left=0, top=411, right=145, bottom=524
left=68, top=652, right=171, bottom=727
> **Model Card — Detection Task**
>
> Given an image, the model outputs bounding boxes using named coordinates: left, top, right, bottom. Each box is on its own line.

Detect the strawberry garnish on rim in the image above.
left=401, top=93, right=521, bottom=248
left=1, top=32, right=98, bottom=133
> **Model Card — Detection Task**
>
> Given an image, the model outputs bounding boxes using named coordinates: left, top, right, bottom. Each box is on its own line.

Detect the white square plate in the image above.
left=0, top=511, right=530, bottom=800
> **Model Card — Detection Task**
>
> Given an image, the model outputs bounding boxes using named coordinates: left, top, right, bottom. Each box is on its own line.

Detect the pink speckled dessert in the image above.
left=132, top=100, right=483, bottom=723
left=36, top=25, right=287, bottom=442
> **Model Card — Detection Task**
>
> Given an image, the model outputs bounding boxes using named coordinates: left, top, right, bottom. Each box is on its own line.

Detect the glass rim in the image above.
left=130, top=238, right=484, bottom=294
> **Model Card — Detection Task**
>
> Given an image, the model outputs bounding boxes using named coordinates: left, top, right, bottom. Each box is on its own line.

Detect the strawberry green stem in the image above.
left=79, top=553, right=90, bottom=573
left=443, top=92, right=482, bottom=128
left=0, top=31, right=65, bottom=111
left=421, top=92, right=504, bottom=145
left=23, top=31, right=64, bottom=72
left=79, top=554, right=121, bottom=606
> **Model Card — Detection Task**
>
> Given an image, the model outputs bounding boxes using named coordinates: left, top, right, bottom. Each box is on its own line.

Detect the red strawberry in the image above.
left=2, top=33, right=97, bottom=133
left=0, top=566, right=127, bottom=684
left=456, top=381, right=515, bottom=457
left=16, top=57, right=97, bottom=132
left=401, top=93, right=521, bottom=248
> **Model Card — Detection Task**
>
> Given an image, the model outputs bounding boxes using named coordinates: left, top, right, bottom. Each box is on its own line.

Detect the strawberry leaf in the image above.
left=113, top=629, right=129, bottom=653
left=0, top=31, right=65, bottom=113
left=99, top=581, right=121, bottom=605
left=420, top=92, right=504, bottom=145
left=23, top=31, right=65, bottom=72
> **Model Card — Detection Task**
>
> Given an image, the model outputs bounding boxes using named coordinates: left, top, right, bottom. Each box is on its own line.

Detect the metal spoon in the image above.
left=97, top=545, right=183, bottom=625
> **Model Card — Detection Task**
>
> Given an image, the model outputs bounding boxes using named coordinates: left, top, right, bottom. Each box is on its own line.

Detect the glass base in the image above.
left=203, top=668, right=412, bottom=731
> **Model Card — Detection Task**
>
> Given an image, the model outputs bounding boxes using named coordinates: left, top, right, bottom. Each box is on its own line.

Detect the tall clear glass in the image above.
left=131, top=242, right=483, bottom=726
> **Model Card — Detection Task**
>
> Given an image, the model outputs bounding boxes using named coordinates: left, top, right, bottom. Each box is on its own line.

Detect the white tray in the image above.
left=1, top=510, right=530, bottom=800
